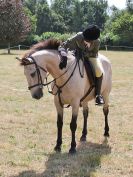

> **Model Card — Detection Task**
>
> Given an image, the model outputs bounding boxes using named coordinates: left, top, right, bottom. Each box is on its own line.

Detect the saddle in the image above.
left=83, top=59, right=95, bottom=86
left=78, top=58, right=96, bottom=104
left=75, top=49, right=95, bottom=86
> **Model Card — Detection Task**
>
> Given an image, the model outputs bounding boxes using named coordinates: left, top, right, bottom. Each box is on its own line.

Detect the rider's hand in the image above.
left=59, top=56, right=67, bottom=69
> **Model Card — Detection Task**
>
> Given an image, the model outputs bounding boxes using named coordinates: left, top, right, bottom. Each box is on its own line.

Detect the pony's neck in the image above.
left=33, top=50, right=67, bottom=82
left=45, top=50, right=62, bottom=78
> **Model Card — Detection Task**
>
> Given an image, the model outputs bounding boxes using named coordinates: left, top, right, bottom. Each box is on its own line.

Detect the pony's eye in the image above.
left=30, top=71, right=36, bottom=77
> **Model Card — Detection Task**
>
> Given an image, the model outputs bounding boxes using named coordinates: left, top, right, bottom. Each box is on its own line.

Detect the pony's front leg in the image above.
left=80, top=103, right=89, bottom=142
left=54, top=97, right=63, bottom=152
left=69, top=101, right=80, bottom=154
left=54, top=113, right=63, bottom=152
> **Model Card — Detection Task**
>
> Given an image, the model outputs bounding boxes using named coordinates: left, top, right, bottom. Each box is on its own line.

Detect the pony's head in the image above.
left=20, top=56, right=47, bottom=99
left=17, top=39, right=61, bottom=99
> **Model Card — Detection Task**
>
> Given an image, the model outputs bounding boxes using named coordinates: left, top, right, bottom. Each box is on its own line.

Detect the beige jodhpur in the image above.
left=88, top=57, right=104, bottom=77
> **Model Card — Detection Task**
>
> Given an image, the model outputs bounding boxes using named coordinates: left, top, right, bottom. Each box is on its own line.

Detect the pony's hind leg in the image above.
left=80, top=103, right=89, bottom=142
left=103, top=93, right=110, bottom=137
left=54, top=97, right=63, bottom=152
left=103, top=106, right=109, bottom=137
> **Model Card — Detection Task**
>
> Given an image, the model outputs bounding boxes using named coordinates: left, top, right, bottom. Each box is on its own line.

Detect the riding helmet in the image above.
left=83, top=25, right=100, bottom=41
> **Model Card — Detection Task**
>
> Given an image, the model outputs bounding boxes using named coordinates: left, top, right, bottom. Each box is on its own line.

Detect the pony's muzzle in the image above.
left=32, top=88, right=43, bottom=100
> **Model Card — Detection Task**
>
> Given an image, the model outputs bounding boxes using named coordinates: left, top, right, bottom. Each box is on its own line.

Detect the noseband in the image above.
left=24, top=56, right=47, bottom=90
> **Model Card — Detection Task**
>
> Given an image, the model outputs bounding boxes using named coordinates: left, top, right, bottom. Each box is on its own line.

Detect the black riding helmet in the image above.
left=83, top=25, right=100, bottom=41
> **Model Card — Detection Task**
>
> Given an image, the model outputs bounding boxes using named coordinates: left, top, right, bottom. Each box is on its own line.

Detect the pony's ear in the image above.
left=26, top=57, right=33, bottom=63
left=16, top=57, right=22, bottom=62
left=18, top=57, right=33, bottom=65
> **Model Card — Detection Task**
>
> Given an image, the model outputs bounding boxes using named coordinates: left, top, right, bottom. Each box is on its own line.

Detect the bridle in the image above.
left=23, top=56, right=78, bottom=93
left=22, top=55, right=94, bottom=108
left=23, top=56, right=49, bottom=90
left=22, top=55, right=78, bottom=107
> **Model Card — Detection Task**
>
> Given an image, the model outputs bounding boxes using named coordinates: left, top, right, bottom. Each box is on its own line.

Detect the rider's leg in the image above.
left=88, top=57, right=104, bottom=105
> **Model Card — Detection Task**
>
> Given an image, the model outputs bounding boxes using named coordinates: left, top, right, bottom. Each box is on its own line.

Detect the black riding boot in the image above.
left=95, top=74, right=104, bottom=105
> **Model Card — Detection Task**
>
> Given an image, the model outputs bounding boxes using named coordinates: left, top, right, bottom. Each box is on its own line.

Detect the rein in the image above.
left=24, top=56, right=78, bottom=107
left=24, top=56, right=48, bottom=90
left=24, top=56, right=68, bottom=91
left=24, top=55, right=94, bottom=108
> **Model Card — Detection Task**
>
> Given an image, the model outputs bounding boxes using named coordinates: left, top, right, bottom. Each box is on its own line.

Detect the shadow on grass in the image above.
left=11, top=138, right=111, bottom=177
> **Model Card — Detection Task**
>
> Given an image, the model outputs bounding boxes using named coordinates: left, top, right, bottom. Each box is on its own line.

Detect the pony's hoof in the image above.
left=80, top=136, right=86, bottom=142
left=54, top=146, right=61, bottom=152
left=104, top=132, right=110, bottom=137
left=69, top=148, right=77, bottom=154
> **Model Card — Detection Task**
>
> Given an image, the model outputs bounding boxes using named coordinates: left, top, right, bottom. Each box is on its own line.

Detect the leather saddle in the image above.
left=83, top=59, right=95, bottom=87
left=74, top=49, right=95, bottom=86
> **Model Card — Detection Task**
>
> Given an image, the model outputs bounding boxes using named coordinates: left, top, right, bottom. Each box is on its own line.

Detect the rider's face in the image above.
left=84, top=40, right=91, bottom=48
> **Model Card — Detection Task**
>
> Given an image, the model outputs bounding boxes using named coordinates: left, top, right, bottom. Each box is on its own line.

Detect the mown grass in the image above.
left=0, top=50, right=133, bottom=177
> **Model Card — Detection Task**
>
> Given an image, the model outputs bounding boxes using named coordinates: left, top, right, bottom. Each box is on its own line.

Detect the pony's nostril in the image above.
left=32, top=88, right=43, bottom=99
left=33, top=93, right=39, bottom=99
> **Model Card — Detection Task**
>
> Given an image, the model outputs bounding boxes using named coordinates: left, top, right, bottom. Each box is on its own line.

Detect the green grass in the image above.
left=0, top=50, right=133, bottom=177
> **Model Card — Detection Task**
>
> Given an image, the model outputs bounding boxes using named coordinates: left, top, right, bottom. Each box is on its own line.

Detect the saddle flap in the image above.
left=84, top=59, right=95, bottom=86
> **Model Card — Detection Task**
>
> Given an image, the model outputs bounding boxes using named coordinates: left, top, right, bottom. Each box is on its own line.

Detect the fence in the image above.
left=101, top=45, right=133, bottom=51
left=0, top=44, right=133, bottom=54
left=0, top=45, right=30, bottom=54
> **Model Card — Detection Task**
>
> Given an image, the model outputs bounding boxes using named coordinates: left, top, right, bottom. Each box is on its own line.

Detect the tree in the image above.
left=23, top=0, right=37, bottom=14
left=50, top=11, right=67, bottom=33
left=126, top=0, right=133, bottom=12
left=36, top=0, right=52, bottom=34
left=111, top=11, right=133, bottom=45
left=80, top=0, right=108, bottom=30
left=23, top=0, right=109, bottom=35
left=0, top=0, right=31, bottom=53
left=104, top=10, right=133, bottom=46
left=104, top=6, right=121, bottom=34
left=72, top=0, right=83, bottom=32
left=51, top=0, right=75, bottom=32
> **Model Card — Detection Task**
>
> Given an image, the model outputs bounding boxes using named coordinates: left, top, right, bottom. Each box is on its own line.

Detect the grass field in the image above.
left=0, top=50, right=133, bottom=177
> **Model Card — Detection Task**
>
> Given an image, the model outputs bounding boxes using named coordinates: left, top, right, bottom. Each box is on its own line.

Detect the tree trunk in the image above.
left=8, top=42, right=10, bottom=54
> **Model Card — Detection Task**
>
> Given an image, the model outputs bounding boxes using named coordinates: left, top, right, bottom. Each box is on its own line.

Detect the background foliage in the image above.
left=0, top=0, right=31, bottom=53
left=0, top=0, right=133, bottom=48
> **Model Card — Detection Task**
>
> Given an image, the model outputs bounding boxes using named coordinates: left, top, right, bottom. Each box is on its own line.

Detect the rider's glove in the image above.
left=59, top=56, right=67, bottom=69
left=58, top=47, right=68, bottom=69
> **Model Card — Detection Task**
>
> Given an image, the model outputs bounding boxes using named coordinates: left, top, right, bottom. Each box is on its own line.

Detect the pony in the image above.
left=17, top=39, right=112, bottom=154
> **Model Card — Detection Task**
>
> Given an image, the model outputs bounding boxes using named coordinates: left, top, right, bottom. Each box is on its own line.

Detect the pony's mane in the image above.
left=23, top=39, right=61, bottom=58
